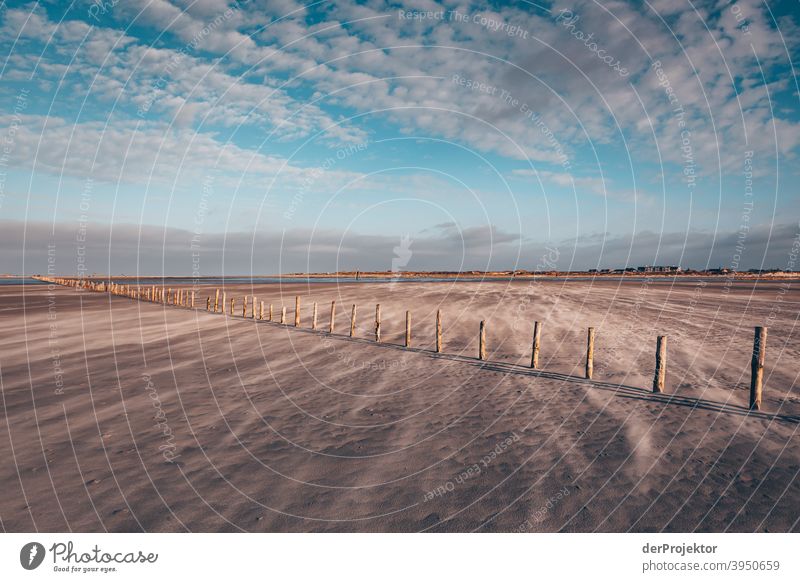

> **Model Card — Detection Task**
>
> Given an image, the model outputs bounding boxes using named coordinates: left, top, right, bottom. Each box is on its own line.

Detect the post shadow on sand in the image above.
left=40, top=280, right=796, bottom=427
left=248, top=314, right=800, bottom=426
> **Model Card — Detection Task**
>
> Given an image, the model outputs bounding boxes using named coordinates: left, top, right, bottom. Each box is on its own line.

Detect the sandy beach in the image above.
left=1, top=278, right=798, bottom=532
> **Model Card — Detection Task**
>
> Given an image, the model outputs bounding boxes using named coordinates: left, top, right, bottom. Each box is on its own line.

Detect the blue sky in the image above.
left=1, top=0, right=799, bottom=274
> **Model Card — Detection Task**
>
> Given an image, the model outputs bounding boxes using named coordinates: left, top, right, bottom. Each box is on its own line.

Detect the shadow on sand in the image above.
left=232, top=313, right=800, bottom=426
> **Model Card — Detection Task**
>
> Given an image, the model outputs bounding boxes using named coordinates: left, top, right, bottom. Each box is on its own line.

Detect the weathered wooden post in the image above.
left=269, top=304, right=273, bottom=321
left=750, top=326, right=767, bottom=411
left=479, top=320, right=487, bottom=360
left=168, top=288, right=172, bottom=305
left=405, top=311, right=411, bottom=347
left=252, top=296, right=257, bottom=319
left=206, top=297, right=211, bottom=311
left=243, top=296, right=248, bottom=318
left=350, top=304, right=357, bottom=337
left=214, top=289, right=220, bottom=313
left=260, top=301, right=264, bottom=320
left=312, top=303, right=318, bottom=330
left=653, top=336, right=667, bottom=393
left=191, top=291, right=195, bottom=309
left=531, top=321, right=542, bottom=369
left=230, top=297, right=235, bottom=315
left=436, top=309, right=442, bottom=353
left=293, top=296, right=300, bottom=327
left=281, top=306, right=286, bottom=324
left=375, top=304, right=381, bottom=342
left=222, top=292, right=227, bottom=314
left=585, top=327, right=595, bottom=379
left=330, top=301, right=336, bottom=333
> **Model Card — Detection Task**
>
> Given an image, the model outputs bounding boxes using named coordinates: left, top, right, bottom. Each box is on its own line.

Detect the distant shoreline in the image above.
left=29, top=270, right=800, bottom=281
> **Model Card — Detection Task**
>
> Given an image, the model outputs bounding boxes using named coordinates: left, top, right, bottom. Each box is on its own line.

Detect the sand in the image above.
left=1, top=278, right=798, bottom=532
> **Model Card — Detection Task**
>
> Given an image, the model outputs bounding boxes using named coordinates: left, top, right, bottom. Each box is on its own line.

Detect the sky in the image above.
left=0, top=0, right=798, bottom=275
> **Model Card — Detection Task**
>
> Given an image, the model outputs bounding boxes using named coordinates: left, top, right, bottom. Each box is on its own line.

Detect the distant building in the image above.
left=637, top=265, right=681, bottom=273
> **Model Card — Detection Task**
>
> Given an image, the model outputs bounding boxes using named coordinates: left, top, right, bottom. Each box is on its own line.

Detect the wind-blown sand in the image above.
left=1, top=279, right=798, bottom=532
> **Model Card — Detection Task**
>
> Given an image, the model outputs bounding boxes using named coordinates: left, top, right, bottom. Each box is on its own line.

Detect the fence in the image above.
left=35, top=276, right=769, bottom=412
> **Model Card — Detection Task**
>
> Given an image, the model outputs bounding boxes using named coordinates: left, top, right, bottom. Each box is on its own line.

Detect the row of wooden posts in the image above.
left=37, top=277, right=768, bottom=412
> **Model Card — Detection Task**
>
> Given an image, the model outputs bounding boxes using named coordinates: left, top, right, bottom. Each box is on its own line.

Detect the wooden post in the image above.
left=241, top=296, right=246, bottom=318
left=295, top=296, right=301, bottom=327
left=214, top=289, right=220, bottom=313
left=350, top=304, right=357, bottom=337
left=531, top=321, right=542, bottom=369
left=312, top=302, right=318, bottom=330
left=280, top=306, right=286, bottom=324
left=230, top=297, right=235, bottom=315
left=260, top=301, right=264, bottom=320
left=269, top=304, right=273, bottom=321
left=585, top=327, right=595, bottom=379
left=653, top=336, right=667, bottom=393
left=750, top=326, right=767, bottom=411
left=222, top=292, right=227, bottom=314
left=206, top=297, right=210, bottom=311
left=252, top=296, right=257, bottom=319
left=375, top=304, right=381, bottom=342
left=405, top=311, right=411, bottom=347
left=168, top=288, right=172, bottom=305
left=479, top=320, right=487, bottom=360
left=329, top=301, right=336, bottom=333
left=191, top=291, right=195, bottom=309
left=435, top=309, right=442, bottom=353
